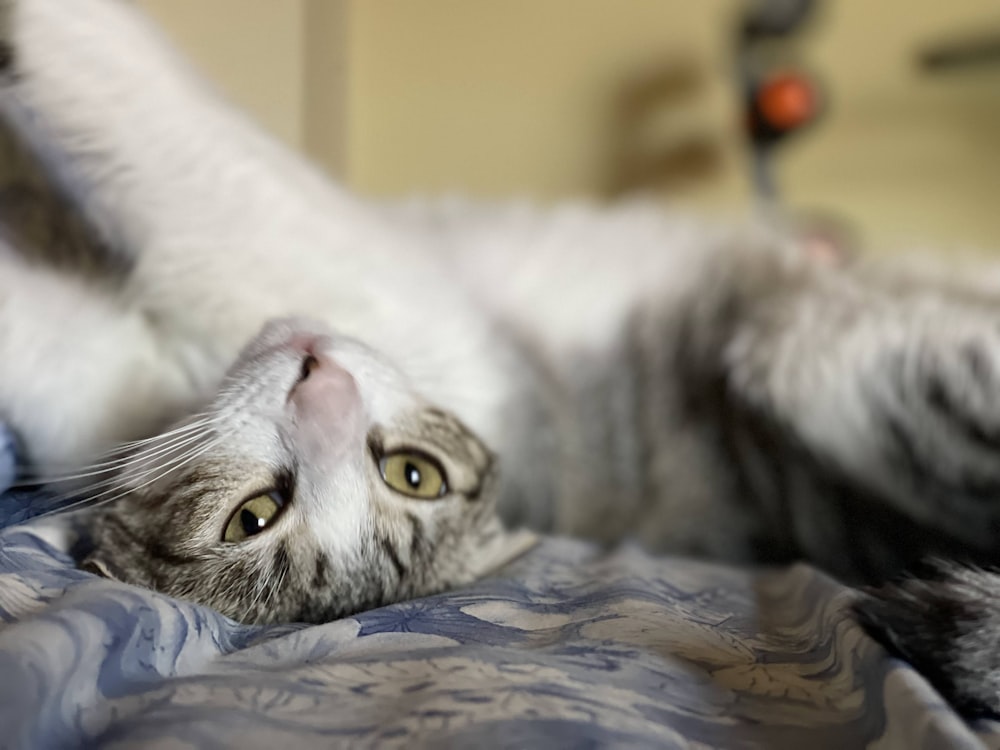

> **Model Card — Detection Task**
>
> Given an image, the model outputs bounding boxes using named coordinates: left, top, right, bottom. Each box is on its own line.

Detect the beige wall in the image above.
left=346, top=0, right=745, bottom=206
left=138, top=0, right=308, bottom=149
left=135, top=2, right=1000, bottom=250
left=302, top=0, right=351, bottom=176
left=784, top=0, right=1000, bottom=250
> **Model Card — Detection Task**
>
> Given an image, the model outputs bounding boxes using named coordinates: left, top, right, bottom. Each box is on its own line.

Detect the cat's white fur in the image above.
left=0, top=0, right=753, bottom=508
left=10, top=0, right=1000, bottom=569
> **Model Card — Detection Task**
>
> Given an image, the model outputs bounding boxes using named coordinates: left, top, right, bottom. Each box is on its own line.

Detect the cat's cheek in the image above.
left=288, top=354, right=366, bottom=462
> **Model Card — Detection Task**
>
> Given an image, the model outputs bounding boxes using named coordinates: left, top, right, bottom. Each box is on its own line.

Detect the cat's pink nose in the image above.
left=287, top=344, right=364, bottom=459
left=289, top=347, right=357, bottom=406
left=284, top=332, right=323, bottom=359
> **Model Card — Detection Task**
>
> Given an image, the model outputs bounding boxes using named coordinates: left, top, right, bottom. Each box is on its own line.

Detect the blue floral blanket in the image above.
left=1, top=427, right=998, bottom=749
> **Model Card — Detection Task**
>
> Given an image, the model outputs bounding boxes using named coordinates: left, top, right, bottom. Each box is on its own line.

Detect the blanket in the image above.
left=2, top=435, right=999, bottom=749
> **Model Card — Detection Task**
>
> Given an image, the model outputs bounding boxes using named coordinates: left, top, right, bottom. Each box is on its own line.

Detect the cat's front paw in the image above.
left=855, top=563, right=1000, bottom=718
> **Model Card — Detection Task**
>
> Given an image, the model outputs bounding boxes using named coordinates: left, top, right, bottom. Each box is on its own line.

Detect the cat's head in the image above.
left=81, top=317, right=534, bottom=624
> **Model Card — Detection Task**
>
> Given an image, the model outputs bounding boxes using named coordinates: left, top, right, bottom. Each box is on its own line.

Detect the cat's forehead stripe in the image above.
left=369, top=407, right=495, bottom=475
left=413, top=407, right=494, bottom=470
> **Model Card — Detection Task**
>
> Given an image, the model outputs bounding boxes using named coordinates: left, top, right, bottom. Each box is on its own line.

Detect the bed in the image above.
left=1, top=426, right=998, bottom=749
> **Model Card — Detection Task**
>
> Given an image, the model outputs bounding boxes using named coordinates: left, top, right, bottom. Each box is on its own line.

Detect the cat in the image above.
left=1, top=0, right=999, bottom=718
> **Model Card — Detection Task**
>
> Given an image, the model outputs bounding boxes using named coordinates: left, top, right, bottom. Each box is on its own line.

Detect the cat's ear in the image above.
left=466, top=519, right=538, bottom=579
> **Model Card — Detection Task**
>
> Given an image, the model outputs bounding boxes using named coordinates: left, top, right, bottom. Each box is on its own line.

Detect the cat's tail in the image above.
left=855, top=561, right=1000, bottom=718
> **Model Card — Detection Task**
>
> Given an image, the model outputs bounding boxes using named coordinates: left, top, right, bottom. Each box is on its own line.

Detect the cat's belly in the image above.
left=491, top=293, right=764, bottom=563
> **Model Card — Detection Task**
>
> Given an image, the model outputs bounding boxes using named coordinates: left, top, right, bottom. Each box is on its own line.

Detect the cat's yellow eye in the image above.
left=223, top=492, right=284, bottom=543
left=380, top=451, right=448, bottom=499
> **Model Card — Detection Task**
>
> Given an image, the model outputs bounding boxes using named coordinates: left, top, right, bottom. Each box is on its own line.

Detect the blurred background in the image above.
left=89, top=1, right=1000, bottom=253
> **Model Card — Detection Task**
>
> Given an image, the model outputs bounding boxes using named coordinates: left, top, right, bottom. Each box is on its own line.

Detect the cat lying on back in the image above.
left=1, top=0, right=999, bottom=718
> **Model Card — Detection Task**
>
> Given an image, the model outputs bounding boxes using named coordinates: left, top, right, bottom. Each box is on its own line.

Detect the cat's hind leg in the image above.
left=711, top=251, right=1000, bottom=580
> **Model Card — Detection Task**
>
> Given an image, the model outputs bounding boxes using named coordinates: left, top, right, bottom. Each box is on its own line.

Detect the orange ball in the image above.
left=757, top=72, right=818, bottom=131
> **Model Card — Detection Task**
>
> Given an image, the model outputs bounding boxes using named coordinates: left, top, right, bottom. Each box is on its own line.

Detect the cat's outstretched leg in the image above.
left=708, top=251, right=1000, bottom=579
left=0, top=0, right=248, bottom=475
left=0, top=0, right=354, bottom=252
left=0, top=0, right=463, bottom=351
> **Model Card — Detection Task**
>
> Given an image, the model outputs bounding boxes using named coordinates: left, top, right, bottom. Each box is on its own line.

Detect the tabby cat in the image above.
left=0, top=0, right=997, bottom=718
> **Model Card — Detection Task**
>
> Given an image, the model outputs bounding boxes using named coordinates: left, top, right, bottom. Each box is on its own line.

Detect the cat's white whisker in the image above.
left=111, top=414, right=219, bottom=449
left=261, top=560, right=288, bottom=621
left=8, top=420, right=220, bottom=488
left=27, top=427, right=230, bottom=519
left=109, top=435, right=227, bottom=495
left=8, top=413, right=218, bottom=478
left=15, top=435, right=213, bottom=486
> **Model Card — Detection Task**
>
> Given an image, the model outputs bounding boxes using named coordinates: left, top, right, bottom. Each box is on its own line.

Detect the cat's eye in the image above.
left=223, top=491, right=285, bottom=543
left=379, top=451, right=448, bottom=499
